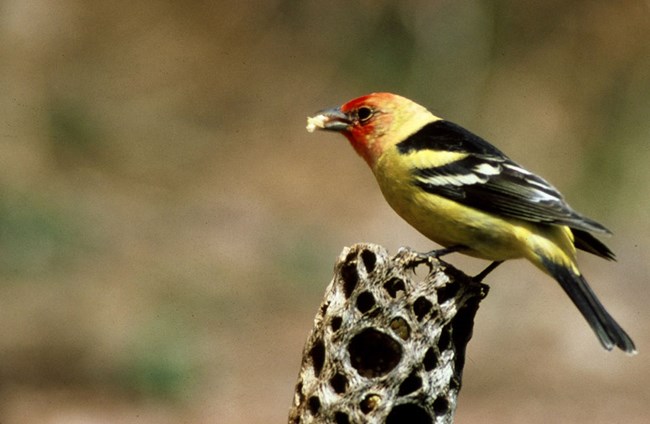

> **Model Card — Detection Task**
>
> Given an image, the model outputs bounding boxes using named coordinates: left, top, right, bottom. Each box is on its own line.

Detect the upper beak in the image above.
left=306, top=107, right=351, bottom=133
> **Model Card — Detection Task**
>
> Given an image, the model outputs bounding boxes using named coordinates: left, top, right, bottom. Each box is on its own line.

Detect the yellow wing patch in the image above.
left=402, top=150, right=468, bottom=169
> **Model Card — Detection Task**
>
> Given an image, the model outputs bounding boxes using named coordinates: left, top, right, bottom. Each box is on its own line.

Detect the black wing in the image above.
left=398, top=120, right=612, bottom=236
left=397, top=120, right=507, bottom=157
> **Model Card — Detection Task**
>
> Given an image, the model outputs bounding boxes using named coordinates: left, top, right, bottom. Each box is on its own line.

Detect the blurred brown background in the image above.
left=1, top=1, right=648, bottom=422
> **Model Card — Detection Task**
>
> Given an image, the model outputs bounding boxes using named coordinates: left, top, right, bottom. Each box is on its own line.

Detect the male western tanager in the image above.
left=307, top=92, right=635, bottom=354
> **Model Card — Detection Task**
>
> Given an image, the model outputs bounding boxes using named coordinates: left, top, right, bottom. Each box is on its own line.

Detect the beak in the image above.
left=306, top=107, right=351, bottom=133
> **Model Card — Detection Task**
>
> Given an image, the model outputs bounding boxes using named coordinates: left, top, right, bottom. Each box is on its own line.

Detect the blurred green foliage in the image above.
left=117, top=310, right=198, bottom=400
left=0, top=190, right=84, bottom=278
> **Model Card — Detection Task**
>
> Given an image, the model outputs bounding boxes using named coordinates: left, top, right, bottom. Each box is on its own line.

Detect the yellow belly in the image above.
left=382, top=180, right=525, bottom=260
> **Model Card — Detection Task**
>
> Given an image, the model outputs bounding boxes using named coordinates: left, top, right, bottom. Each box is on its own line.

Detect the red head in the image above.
left=309, top=92, right=437, bottom=168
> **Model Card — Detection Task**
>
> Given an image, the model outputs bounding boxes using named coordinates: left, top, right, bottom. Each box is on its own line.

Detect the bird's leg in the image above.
left=473, top=261, right=503, bottom=282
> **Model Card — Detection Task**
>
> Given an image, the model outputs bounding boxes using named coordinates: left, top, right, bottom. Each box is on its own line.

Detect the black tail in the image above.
left=572, top=229, right=616, bottom=261
left=543, top=259, right=636, bottom=354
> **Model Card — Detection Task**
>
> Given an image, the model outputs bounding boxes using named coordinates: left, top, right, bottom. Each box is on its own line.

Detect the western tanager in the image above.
left=307, top=92, right=635, bottom=354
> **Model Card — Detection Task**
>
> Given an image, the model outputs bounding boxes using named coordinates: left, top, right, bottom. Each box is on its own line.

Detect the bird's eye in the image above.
left=357, top=107, right=373, bottom=123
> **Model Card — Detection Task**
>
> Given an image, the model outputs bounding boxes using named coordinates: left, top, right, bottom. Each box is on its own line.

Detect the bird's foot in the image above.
left=403, top=245, right=467, bottom=268
left=422, top=245, right=467, bottom=259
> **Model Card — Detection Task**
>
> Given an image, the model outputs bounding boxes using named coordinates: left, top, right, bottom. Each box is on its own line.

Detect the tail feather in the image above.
left=543, top=259, right=636, bottom=354
left=572, top=229, right=616, bottom=261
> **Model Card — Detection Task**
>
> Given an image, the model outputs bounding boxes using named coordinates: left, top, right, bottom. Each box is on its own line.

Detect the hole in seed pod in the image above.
left=334, top=411, right=350, bottom=424
left=389, top=317, right=411, bottom=340
left=360, top=394, right=381, bottom=414
left=309, top=340, right=325, bottom=377
left=319, top=301, right=329, bottom=317
left=413, top=296, right=433, bottom=321
left=348, top=328, right=402, bottom=377
left=437, top=325, right=451, bottom=352
left=360, top=249, right=377, bottom=273
left=398, top=371, right=422, bottom=396
left=295, top=380, right=304, bottom=405
left=345, top=250, right=358, bottom=262
left=383, top=277, right=406, bottom=298
left=413, top=263, right=430, bottom=279
left=340, top=263, right=359, bottom=298
left=423, top=347, right=438, bottom=371
left=356, top=291, right=376, bottom=314
left=386, top=403, right=432, bottom=424
left=330, top=316, right=342, bottom=332
left=308, top=396, right=321, bottom=415
left=436, top=281, right=460, bottom=304
left=330, top=373, right=348, bottom=394
left=433, top=396, right=449, bottom=416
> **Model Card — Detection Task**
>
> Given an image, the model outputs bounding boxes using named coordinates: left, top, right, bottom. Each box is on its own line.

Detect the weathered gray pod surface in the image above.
left=289, top=243, right=488, bottom=424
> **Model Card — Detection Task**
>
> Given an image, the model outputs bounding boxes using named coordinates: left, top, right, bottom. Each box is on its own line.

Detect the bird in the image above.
left=306, top=92, right=636, bottom=354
